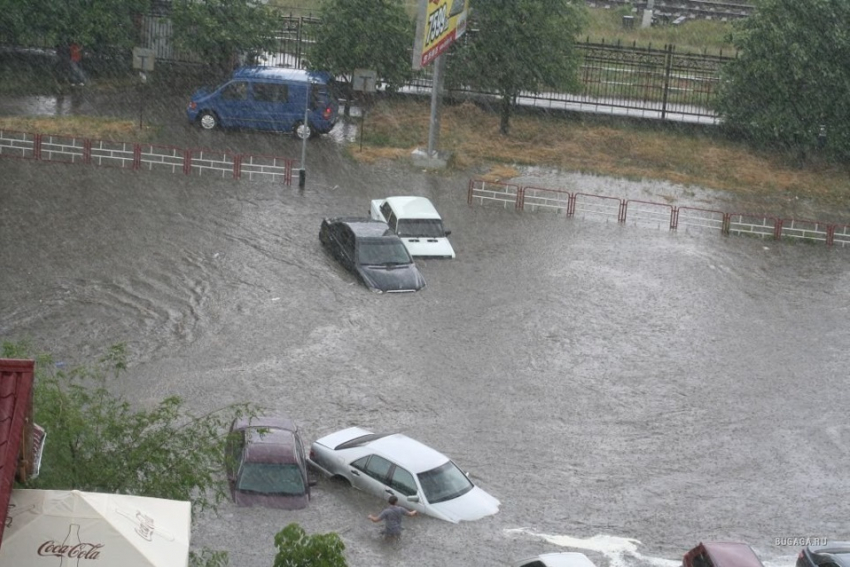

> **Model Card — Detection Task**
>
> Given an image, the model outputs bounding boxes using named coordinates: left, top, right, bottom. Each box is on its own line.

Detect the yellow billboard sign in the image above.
left=412, top=0, right=470, bottom=69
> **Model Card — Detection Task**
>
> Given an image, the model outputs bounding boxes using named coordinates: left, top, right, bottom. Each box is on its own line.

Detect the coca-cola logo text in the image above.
left=134, top=511, right=155, bottom=541
left=38, top=541, right=104, bottom=560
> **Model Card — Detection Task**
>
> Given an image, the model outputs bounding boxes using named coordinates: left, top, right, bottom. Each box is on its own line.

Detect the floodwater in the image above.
left=2, top=99, right=849, bottom=567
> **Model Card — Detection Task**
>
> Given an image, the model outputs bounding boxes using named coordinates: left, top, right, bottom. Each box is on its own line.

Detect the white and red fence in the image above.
left=0, top=130, right=297, bottom=185
left=468, top=179, right=850, bottom=248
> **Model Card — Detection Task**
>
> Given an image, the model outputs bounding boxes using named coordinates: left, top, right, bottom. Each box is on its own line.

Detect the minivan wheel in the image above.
left=294, top=121, right=311, bottom=140
left=199, top=111, right=218, bottom=130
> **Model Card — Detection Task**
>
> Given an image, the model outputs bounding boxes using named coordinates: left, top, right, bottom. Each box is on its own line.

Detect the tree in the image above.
left=447, top=0, right=587, bottom=135
left=170, top=0, right=280, bottom=75
left=0, top=0, right=148, bottom=48
left=273, top=523, right=347, bottom=567
left=714, top=0, right=850, bottom=160
left=309, top=0, right=415, bottom=95
left=2, top=341, right=256, bottom=567
left=0, top=0, right=150, bottom=82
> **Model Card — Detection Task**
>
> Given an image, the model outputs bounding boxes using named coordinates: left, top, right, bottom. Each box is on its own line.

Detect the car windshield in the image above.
left=417, top=460, right=474, bottom=504
left=396, top=219, right=445, bottom=238
left=237, top=463, right=305, bottom=496
left=357, top=239, right=411, bottom=265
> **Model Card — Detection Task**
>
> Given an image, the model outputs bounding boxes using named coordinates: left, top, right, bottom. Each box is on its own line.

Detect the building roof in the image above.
left=0, top=359, right=35, bottom=548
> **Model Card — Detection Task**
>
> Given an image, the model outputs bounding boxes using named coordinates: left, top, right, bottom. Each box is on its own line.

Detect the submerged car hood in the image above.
left=401, top=237, right=456, bottom=258
left=426, top=486, right=500, bottom=523
left=357, top=264, right=425, bottom=292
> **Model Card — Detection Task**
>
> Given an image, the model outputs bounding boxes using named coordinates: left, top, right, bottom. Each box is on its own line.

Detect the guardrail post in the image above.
left=285, top=159, right=293, bottom=186
left=661, top=44, right=673, bottom=120
left=773, top=218, right=783, bottom=240
left=132, top=144, right=142, bottom=170
left=826, top=224, right=835, bottom=247
left=83, top=139, right=92, bottom=165
left=722, top=213, right=731, bottom=235
left=233, top=154, right=242, bottom=179
left=33, top=133, right=42, bottom=160
left=566, top=193, right=576, bottom=217
left=467, top=179, right=474, bottom=205
left=182, top=149, right=192, bottom=175
left=516, top=186, right=524, bottom=210
left=671, top=206, right=679, bottom=230
left=618, top=200, right=627, bottom=223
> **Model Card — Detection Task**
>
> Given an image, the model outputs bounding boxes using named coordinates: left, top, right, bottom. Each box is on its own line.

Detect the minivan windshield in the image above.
left=357, top=239, right=411, bottom=265
left=237, top=463, right=305, bottom=496
left=396, top=219, right=445, bottom=238
left=417, top=460, right=474, bottom=504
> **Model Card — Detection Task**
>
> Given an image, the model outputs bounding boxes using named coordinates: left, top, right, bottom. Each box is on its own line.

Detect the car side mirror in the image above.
left=407, top=495, right=420, bottom=503
left=445, top=230, right=451, bottom=236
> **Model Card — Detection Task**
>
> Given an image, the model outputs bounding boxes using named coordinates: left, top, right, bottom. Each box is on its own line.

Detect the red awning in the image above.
left=0, top=359, right=35, bottom=548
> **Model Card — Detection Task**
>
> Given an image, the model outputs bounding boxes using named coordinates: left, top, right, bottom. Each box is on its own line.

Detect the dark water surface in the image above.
left=2, top=136, right=848, bottom=567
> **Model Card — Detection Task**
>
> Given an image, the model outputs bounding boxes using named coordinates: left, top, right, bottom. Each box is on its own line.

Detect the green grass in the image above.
left=582, top=6, right=737, bottom=55
left=272, top=1, right=738, bottom=54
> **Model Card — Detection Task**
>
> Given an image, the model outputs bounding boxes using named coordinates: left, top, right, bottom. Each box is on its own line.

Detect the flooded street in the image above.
left=1, top=119, right=849, bottom=567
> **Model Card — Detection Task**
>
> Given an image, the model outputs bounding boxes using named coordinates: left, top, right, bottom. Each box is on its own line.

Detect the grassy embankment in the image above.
left=1, top=6, right=848, bottom=210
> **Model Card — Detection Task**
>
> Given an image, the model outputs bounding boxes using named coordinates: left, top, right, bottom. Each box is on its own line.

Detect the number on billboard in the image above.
left=426, top=4, right=448, bottom=47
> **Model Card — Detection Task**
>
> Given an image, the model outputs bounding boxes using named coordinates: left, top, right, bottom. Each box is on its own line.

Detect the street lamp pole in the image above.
left=299, top=83, right=310, bottom=189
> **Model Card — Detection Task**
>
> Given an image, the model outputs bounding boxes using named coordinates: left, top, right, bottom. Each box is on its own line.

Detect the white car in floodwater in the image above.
left=369, top=196, right=456, bottom=258
left=308, top=427, right=499, bottom=523
left=514, top=552, right=599, bottom=567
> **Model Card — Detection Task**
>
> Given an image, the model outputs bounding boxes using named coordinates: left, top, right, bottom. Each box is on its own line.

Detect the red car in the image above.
left=225, top=416, right=313, bottom=509
left=683, top=542, right=765, bottom=567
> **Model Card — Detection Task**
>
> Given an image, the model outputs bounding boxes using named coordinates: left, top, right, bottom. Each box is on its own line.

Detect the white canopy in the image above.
left=0, top=489, right=191, bottom=567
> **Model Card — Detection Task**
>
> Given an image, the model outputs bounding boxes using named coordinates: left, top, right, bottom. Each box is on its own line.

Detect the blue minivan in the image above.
left=186, top=67, right=340, bottom=139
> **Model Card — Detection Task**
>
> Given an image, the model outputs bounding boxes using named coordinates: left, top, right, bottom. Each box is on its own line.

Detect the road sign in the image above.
left=132, top=47, right=155, bottom=72
left=412, top=0, right=470, bottom=70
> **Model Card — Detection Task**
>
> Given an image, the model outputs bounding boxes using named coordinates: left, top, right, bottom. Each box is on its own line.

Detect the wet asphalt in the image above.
left=1, top=88, right=849, bottom=567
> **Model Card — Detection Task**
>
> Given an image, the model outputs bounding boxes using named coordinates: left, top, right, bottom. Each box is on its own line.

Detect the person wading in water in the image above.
left=368, top=495, right=417, bottom=540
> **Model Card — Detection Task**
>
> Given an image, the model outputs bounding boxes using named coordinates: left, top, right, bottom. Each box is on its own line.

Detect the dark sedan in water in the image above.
left=798, top=543, right=850, bottom=567
left=319, top=217, right=426, bottom=293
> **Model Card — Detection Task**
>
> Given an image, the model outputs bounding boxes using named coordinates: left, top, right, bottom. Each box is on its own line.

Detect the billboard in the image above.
left=412, top=0, right=470, bottom=70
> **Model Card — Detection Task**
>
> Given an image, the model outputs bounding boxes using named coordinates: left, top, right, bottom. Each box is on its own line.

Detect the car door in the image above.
left=293, top=433, right=310, bottom=497
left=370, top=200, right=389, bottom=222
left=224, top=429, right=245, bottom=500
left=251, top=81, right=289, bottom=131
left=215, top=81, right=251, bottom=128
left=328, top=223, right=346, bottom=263
left=387, top=464, right=427, bottom=514
left=348, top=455, right=394, bottom=499
left=385, top=210, right=399, bottom=234
left=281, top=82, right=306, bottom=132
left=340, top=228, right=356, bottom=271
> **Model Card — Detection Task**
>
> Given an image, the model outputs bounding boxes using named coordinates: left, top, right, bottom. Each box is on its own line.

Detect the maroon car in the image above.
left=683, top=542, right=765, bottom=567
left=225, top=416, right=313, bottom=509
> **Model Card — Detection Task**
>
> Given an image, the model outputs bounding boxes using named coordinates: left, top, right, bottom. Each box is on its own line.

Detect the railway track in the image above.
left=590, top=0, right=755, bottom=20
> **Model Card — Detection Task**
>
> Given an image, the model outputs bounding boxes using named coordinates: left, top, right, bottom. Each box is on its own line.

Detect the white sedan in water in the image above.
left=514, top=552, right=599, bottom=567
left=308, top=427, right=500, bottom=523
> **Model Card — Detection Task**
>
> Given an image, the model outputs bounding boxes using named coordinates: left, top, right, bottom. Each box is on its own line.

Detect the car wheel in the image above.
left=199, top=111, right=218, bottom=131
left=294, top=121, right=311, bottom=140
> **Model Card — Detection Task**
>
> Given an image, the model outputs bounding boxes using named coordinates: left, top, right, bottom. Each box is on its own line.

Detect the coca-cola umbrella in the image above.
left=0, top=489, right=191, bottom=567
